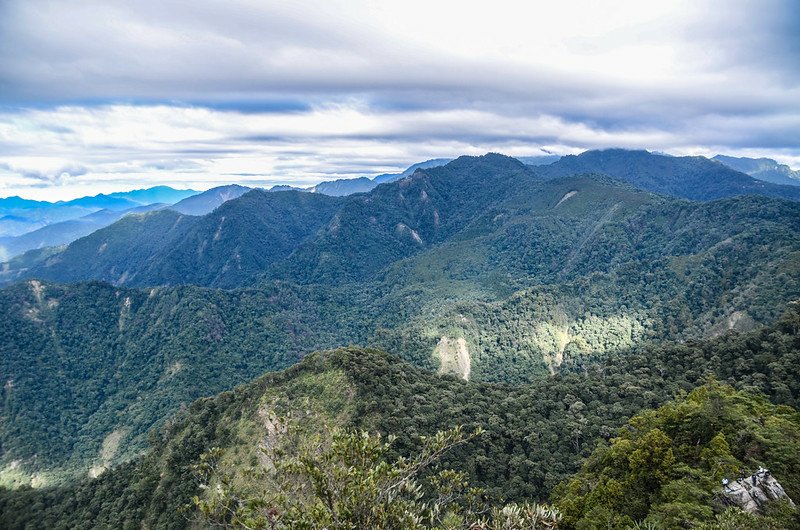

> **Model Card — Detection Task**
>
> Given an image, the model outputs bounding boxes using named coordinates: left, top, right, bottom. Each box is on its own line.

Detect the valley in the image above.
left=1, top=151, right=799, bottom=529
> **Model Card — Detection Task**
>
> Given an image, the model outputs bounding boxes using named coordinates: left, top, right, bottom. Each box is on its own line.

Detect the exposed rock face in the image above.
left=722, top=469, right=795, bottom=514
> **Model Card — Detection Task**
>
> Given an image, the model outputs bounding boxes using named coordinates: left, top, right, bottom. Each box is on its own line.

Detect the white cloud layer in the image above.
left=0, top=0, right=797, bottom=199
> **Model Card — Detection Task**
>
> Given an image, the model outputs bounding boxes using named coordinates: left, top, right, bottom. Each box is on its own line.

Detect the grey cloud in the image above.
left=0, top=0, right=798, bottom=198
left=16, top=165, right=89, bottom=184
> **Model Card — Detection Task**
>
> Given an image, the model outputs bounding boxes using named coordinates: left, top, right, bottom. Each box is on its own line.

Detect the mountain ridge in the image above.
left=713, top=154, right=800, bottom=187
left=538, top=148, right=800, bottom=201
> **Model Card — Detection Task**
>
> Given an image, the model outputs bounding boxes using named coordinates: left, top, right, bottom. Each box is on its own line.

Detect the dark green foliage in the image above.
left=8, top=190, right=344, bottom=288
left=1, top=153, right=800, bottom=528
left=150, top=190, right=344, bottom=288
left=1, top=305, right=798, bottom=528
left=554, top=383, right=800, bottom=529
left=271, top=154, right=537, bottom=284
left=2, top=178, right=799, bottom=480
left=0, top=280, right=366, bottom=480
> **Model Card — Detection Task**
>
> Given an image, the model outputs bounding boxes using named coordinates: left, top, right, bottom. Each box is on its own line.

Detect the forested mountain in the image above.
left=2, top=190, right=344, bottom=288
left=2, top=151, right=800, bottom=528
left=8, top=153, right=800, bottom=293
left=713, top=154, right=800, bottom=187
left=272, top=153, right=537, bottom=283
left=1, top=172, right=798, bottom=486
left=538, top=149, right=800, bottom=201
left=2, top=305, right=799, bottom=529
left=0, top=203, right=166, bottom=260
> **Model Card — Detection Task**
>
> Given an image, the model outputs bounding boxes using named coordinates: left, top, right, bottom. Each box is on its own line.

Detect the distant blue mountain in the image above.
left=170, top=184, right=252, bottom=215
left=109, top=185, right=198, bottom=205
left=0, top=186, right=199, bottom=238
left=713, top=155, right=800, bottom=187
left=269, top=159, right=455, bottom=197
left=0, top=203, right=167, bottom=261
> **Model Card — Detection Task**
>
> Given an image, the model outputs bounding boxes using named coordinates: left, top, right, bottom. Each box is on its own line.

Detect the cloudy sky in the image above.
left=1, top=0, right=798, bottom=200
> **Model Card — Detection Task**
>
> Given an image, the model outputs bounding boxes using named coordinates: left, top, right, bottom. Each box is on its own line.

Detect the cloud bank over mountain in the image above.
left=1, top=0, right=798, bottom=199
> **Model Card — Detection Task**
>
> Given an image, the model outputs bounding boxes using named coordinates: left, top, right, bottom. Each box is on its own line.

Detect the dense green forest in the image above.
left=1, top=164, right=798, bottom=484
left=4, top=153, right=800, bottom=292
left=555, top=383, right=800, bottom=528
left=1, top=304, right=798, bottom=529
left=2, top=153, right=800, bottom=528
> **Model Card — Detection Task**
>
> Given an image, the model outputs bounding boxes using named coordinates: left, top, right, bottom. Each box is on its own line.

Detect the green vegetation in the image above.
left=192, top=426, right=564, bottom=530
left=2, top=170, right=799, bottom=481
left=1, top=153, right=800, bottom=527
left=2, top=189, right=344, bottom=288
left=1, top=305, right=798, bottom=528
left=7, top=154, right=799, bottom=298
left=0, top=279, right=366, bottom=484
left=555, top=383, right=800, bottom=529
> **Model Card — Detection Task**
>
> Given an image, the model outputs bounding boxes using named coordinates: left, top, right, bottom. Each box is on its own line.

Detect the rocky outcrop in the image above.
left=721, top=469, right=795, bottom=514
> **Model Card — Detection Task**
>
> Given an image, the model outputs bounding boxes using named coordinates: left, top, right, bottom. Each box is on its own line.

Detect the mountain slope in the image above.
left=539, top=149, right=800, bottom=201
left=2, top=306, right=799, bottom=528
left=555, top=383, right=800, bottom=528
left=368, top=178, right=800, bottom=381
left=3, top=209, right=197, bottom=286
left=143, top=190, right=344, bottom=288
left=170, top=184, right=252, bottom=215
left=2, top=161, right=798, bottom=383
left=0, top=203, right=166, bottom=260
left=14, top=152, right=800, bottom=291
left=1, top=182, right=798, bottom=483
left=0, top=279, right=365, bottom=486
left=272, top=153, right=538, bottom=283
left=10, top=190, right=344, bottom=288
left=0, top=154, right=799, bottom=490
left=713, top=154, right=800, bottom=187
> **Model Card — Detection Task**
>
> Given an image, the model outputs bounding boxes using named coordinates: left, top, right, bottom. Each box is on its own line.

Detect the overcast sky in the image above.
left=1, top=0, right=798, bottom=200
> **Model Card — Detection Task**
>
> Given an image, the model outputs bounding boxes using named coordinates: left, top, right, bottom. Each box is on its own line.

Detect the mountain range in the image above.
left=0, top=187, right=199, bottom=253
left=3, top=151, right=797, bottom=263
left=538, top=149, right=800, bottom=200
left=1, top=148, right=799, bottom=529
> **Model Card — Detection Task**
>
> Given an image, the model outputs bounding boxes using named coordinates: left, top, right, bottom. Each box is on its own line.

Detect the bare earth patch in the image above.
left=554, top=190, right=578, bottom=208
left=88, top=429, right=126, bottom=478
left=436, top=336, right=471, bottom=381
